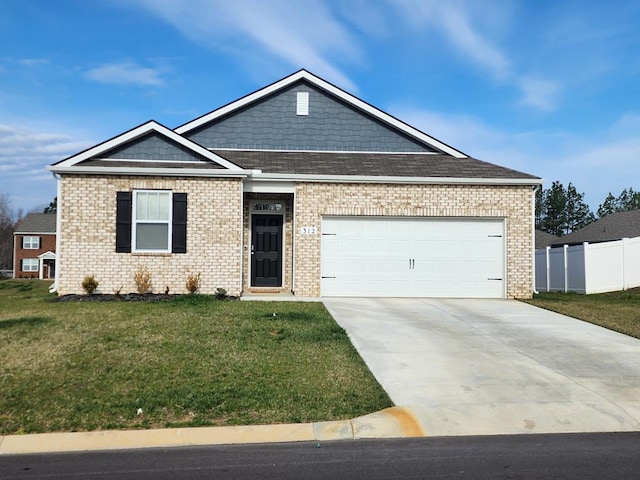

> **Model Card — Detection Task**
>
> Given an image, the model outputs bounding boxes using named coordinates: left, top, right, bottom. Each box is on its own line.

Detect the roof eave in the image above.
left=47, top=165, right=254, bottom=178
left=251, top=172, right=543, bottom=186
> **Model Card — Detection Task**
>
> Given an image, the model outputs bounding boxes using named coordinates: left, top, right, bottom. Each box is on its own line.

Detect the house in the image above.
left=535, top=230, right=560, bottom=249
left=551, top=209, right=640, bottom=246
left=48, top=70, right=541, bottom=298
left=13, top=213, right=57, bottom=279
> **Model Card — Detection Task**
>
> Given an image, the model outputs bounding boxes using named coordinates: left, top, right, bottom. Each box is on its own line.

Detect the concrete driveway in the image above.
left=323, top=298, right=640, bottom=436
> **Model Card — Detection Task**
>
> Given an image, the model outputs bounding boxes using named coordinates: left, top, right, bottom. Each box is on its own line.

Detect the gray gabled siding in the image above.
left=186, top=82, right=438, bottom=153
left=102, top=132, right=208, bottom=162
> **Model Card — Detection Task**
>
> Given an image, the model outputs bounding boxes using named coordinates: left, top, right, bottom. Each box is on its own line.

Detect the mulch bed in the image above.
left=50, top=293, right=237, bottom=303
left=50, top=293, right=176, bottom=303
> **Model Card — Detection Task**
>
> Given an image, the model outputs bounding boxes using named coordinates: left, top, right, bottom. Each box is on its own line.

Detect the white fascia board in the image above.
left=54, top=120, right=244, bottom=171
left=243, top=180, right=296, bottom=193
left=175, top=70, right=466, bottom=158
left=175, top=71, right=310, bottom=135
left=47, top=165, right=255, bottom=178
left=253, top=173, right=544, bottom=186
left=209, top=147, right=441, bottom=155
left=14, top=231, right=56, bottom=235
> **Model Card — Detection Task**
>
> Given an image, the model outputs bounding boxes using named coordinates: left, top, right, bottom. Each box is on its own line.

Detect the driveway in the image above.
left=323, top=298, right=640, bottom=436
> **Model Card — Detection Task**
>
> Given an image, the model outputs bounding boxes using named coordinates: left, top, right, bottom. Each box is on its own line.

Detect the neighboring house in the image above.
left=48, top=70, right=541, bottom=298
left=551, top=209, right=640, bottom=246
left=13, top=213, right=57, bottom=279
left=535, top=230, right=560, bottom=249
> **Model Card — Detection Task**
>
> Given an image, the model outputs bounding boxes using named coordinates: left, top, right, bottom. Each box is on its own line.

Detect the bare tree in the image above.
left=0, top=194, right=20, bottom=271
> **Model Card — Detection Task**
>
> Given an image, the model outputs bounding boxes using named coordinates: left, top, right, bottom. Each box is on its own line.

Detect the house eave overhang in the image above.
left=47, top=163, right=542, bottom=186
left=250, top=172, right=543, bottom=186
left=47, top=165, right=256, bottom=178
left=14, top=231, right=56, bottom=236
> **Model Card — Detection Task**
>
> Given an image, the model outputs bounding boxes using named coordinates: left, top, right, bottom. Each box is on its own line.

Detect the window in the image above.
left=23, top=236, right=40, bottom=249
left=22, top=259, right=39, bottom=272
left=115, top=191, right=187, bottom=254
left=133, top=190, right=172, bottom=252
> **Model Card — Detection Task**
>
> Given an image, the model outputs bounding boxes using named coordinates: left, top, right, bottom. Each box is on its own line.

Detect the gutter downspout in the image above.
left=532, top=185, right=540, bottom=295
left=49, top=173, right=61, bottom=294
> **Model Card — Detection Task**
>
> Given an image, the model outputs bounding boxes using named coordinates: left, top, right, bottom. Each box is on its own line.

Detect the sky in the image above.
left=1, top=0, right=639, bottom=215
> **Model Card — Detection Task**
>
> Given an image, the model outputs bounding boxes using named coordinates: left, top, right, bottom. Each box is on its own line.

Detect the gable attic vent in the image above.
left=296, top=91, right=309, bottom=116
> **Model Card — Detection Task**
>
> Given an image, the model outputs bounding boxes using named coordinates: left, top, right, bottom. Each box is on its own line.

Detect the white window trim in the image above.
left=23, top=236, right=40, bottom=249
left=132, top=190, right=173, bottom=253
left=22, top=258, right=39, bottom=272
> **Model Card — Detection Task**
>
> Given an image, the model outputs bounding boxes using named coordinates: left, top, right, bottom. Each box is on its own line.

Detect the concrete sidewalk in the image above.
left=0, top=407, right=422, bottom=455
left=323, top=298, right=640, bottom=437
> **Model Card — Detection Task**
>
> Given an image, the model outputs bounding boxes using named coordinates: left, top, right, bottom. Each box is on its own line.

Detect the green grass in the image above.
left=0, top=280, right=392, bottom=435
left=523, top=288, right=640, bottom=339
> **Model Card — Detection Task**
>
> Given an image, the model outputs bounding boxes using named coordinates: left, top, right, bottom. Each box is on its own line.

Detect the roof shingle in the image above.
left=212, top=150, right=540, bottom=180
left=15, top=213, right=56, bottom=234
left=553, top=209, right=640, bottom=245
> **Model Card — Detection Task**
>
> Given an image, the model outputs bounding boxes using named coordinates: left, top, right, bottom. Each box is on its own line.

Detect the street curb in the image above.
left=0, top=407, right=423, bottom=455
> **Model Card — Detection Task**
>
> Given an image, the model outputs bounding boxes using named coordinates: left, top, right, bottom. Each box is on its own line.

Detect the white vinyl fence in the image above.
left=535, top=236, right=640, bottom=294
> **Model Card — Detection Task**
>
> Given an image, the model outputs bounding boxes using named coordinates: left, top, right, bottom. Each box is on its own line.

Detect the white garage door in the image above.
left=321, top=217, right=505, bottom=298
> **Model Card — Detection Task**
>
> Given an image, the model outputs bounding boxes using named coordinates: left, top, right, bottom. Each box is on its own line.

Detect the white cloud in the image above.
left=517, top=76, right=560, bottom=111
left=386, top=0, right=560, bottom=111
left=85, top=62, right=165, bottom=87
left=18, top=58, right=50, bottom=67
left=121, top=0, right=360, bottom=91
left=387, top=0, right=509, bottom=78
left=0, top=124, right=92, bottom=211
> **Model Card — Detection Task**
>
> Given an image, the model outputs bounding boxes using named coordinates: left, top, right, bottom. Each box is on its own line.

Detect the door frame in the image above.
left=249, top=201, right=286, bottom=288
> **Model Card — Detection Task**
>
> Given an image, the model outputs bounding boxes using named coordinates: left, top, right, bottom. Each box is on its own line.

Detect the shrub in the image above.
left=81, top=275, right=99, bottom=295
left=215, top=287, right=227, bottom=300
left=133, top=265, right=152, bottom=294
left=185, top=272, right=201, bottom=294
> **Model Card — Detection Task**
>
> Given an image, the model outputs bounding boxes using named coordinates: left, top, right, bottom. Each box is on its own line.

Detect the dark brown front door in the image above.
left=251, top=215, right=283, bottom=287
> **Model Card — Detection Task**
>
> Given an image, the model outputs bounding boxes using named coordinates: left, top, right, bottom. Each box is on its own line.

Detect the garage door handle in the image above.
left=322, top=276, right=336, bottom=279
left=409, top=259, right=415, bottom=269
left=488, top=278, right=502, bottom=281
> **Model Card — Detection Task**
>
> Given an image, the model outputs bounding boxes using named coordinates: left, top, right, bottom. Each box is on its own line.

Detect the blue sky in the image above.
left=1, top=0, right=639, bottom=214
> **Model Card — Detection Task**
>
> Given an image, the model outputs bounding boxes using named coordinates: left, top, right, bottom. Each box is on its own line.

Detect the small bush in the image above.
left=133, top=266, right=152, bottom=294
left=185, top=272, right=201, bottom=294
left=81, top=275, right=99, bottom=295
left=215, top=287, right=227, bottom=300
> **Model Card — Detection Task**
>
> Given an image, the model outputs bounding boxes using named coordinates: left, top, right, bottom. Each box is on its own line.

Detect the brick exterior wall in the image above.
left=292, top=183, right=535, bottom=299
left=57, top=175, right=243, bottom=296
left=57, top=176, right=534, bottom=299
left=13, top=234, right=56, bottom=278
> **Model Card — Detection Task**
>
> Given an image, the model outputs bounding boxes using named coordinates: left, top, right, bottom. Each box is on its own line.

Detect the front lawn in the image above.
left=523, top=288, right=640, bottom=339
left=0, top=280, right=391, bottom=435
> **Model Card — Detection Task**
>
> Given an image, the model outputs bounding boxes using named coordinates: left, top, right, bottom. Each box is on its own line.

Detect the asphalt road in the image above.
left=2, top=433, right=639, bottom=479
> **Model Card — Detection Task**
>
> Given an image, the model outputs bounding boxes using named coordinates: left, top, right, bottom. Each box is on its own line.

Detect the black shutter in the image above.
left=115, top=192, right=132, bottom=253
left=172, top=193, right=187, bottom=254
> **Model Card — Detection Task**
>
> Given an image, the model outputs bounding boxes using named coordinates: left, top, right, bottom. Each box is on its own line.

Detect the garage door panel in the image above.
left=321, top=217, right=505, bottom=298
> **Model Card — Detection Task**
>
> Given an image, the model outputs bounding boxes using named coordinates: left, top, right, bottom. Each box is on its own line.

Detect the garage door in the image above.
left=321, top=217, right=505, bottom=298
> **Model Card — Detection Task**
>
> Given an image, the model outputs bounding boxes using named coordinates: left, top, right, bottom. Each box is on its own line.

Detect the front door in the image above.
left=251, top=215, right=283, bottom=287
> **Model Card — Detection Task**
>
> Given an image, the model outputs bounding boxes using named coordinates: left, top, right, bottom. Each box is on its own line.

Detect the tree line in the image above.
left=536, top=183, right=640, bottom=236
